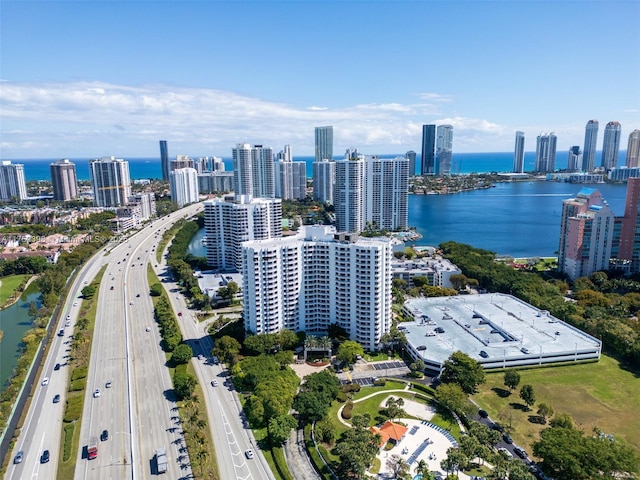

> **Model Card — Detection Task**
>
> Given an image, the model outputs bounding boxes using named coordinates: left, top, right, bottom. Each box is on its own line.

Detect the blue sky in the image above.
left=1, top=0, right=639, bottom=158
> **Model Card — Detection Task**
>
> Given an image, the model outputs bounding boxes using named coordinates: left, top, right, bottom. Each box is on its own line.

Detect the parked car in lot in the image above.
left=434, top=327, right=445, bottom=333
left=479, top=350, right=489, bottom=358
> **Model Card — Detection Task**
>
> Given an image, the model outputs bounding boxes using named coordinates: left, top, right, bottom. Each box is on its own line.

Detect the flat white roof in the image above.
left=403, top=293, right=601, bottom=369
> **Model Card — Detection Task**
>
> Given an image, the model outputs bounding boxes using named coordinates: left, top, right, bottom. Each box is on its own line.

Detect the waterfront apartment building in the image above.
left=241, top=226, right=393, bottom=351
left=160, top=140, right=169, bottom=181
left=232, top=143, right=275, bottom=199
left=601, top=121, right=622, bottom=171
left=315, top=126, right=333, bottom=162
left=203, top=195, right=282, bottom=272
left=50, top=159, right=78, bottom=201
left=626, top=130, right=640, bottom=168
left=582, top=120, right=599, bottom=172
left=567, top=146, right=582, bottom=173
left=312, top=158, right=335, bottom=204
left=405, top=151, right=416, bottom=176
left=363, top=156, right=409, bottom=231
left=513, top=131, right=525, bottom=173
left=89, top=157, right=131, bottom=207
left=169, top=167, right=199, bottom=207
left=129, top=192, right=156, bottom=219
left=421, top=124, right=436, bottom=175
left=558, top=188, right=616, bottom=280
left=335, top=154, right=409, bottom=233
left=535, top=132, right=557, bottom=173
left=435, top=125, right=453, bottom=175
left=0, top=161, right=27, bottom=202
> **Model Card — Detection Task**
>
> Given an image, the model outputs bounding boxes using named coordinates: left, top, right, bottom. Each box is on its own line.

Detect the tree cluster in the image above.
left=0, top=255, right=50, bottom=277
left=292, top=369, right=340, bottom=424
left=243, top=329, right=298, bottom=355
left=153, top=296, right=183, bottom=351
left=333, top=414, right=380, bottom=480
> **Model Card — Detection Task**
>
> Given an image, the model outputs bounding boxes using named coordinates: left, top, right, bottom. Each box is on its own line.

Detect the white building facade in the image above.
left=0, top=161, right=27, bottom=201
left=89, top=157, right=131, bottom=207
left=312, top=158, right=335, bottom=204
left=169, top=167, right=199, bottom=207
left=242, top=226, right=393, bottom=351
left=204, top=196, right=282, bottom=272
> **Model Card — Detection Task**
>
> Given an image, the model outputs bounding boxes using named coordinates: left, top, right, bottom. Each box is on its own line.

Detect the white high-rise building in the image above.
left=535, top=132, right=557, bottom=173
left=169, top=167, right=199, bottom=207
left=335, top=156, right=364, bottom=233
left=601, top=121, right=622, bottom=170
left=232, top=143, right=274, bottom=199
left=626, top=130, right=640, bottom=168
left=242, top=226, right=393, bottom=351
left=203, top=195, right=282, bottom=272
left=274, top=145, right=306, bottom=200
left=89, top=157, right=131, bottom=207
left=0, top=161, right=27, bottom=201
left=513, top=131, right=525, bottom=173
left=582, top=120, right=599, bottom=172
left=363, top=156, right=409, bottom=231
left=334, top=153, right=409, bottom=233
left=315, top=126, right=333, bottom=162
left=312, top=158, right=335, bottom=204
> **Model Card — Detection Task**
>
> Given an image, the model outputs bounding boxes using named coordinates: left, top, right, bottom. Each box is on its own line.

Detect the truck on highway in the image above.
left=156, top=448, right=168, bottom=474
left=88, top=436, right=98, bottom=460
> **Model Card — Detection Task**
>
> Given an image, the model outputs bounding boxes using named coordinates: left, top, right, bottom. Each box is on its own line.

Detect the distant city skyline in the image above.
left=1, top=1, right=639, bottom=158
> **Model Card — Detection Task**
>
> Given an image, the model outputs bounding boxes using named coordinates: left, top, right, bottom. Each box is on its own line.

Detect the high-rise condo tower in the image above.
left=582, top=120, right=599, bottom=172
left=315, top=126, right=333, bottom=162
left=160, top=140, right=169, bottom=181
left=601, top=121, right=622, bottom=170
left=435, top=125, right=453, bottom=175
left=421, top=124, right=436, bottom=175
left=513, top=131, right=525, bottom=173
left=626, top=130, right=640, bottom=168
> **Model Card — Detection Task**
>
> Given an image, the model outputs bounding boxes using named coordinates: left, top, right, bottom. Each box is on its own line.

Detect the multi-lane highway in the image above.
left=6, top=202, right=277, bottom=480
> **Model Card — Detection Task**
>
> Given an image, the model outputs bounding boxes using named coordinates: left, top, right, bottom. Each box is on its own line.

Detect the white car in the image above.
left=66, top=314, right=71, bottom=320
left=93, top=388, right=101, bottom=398
left=211, top=380, right=218, bottom=387
left=129, top=301, right=134, bottom=305
left=244, top=449, right=254, bottom=459
left=145, top=326, right=151, bottom=332
left=73, top=302, right=78, bottom=307
left=41, top=377, right=50, bottom=386
left=65, top=321, right=71, bottom=327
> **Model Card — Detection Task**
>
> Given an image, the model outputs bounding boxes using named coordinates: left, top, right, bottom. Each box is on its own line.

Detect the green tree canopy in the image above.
left=503, top=368, right=521, bottom=391
left=173, top=371, right=196, bottom=399
left=171, top=343, right=193, bottom=365
left=440, top=350, right=486, bottom=394
left=519, top=384, right=536, bottom=410
left=213, top=335, right=241, bottom=365
left=336, top=340, right=364, bottom=365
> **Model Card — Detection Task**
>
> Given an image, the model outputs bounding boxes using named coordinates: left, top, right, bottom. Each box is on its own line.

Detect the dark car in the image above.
left=101, top=429, right=109, bottom=441
left=479, top=350, right=489, bottom=358
left=478, top=409, right=488, bottom=418
left=513, top=446, right=528, bottom=459
left=54, top=363, right=61, bottom=371
left=491, top=422, right=504, bottom=432
left=41, top=449, right=50, bottom=463
left=53, top=394, right=60, bottom=403
left=434, top=327, right=445, bottom=333
left=503, top=433, right=514, bottom=444
left=110, top=285, right=114, bottom=290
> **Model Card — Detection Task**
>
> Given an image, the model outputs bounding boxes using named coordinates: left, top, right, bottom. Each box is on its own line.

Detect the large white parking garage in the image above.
left=402, top=293, right=601, bottom=374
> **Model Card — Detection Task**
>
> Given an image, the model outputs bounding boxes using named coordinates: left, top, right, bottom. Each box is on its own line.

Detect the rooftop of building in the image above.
left=403, top=293, right=600, bottom=367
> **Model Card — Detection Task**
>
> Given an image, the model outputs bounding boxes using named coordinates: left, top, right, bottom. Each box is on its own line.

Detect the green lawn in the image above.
left=471, top=354, right=640, bottom=455
left=0, top=274, right=30, bottom=304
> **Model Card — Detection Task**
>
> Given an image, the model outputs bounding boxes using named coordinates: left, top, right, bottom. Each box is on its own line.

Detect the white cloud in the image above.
left=0, top=80, right=513, bottom=157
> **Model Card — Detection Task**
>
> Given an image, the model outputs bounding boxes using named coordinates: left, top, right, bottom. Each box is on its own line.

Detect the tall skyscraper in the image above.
left=0, top=161, right=27, bottom=201
left=242, top=226, right=393, bottom=351
left=619, top=177, right=640, bottom=266
left=513, top=131, right=525, bottom=173
left=421, top=124, right=436, bottom=175
left=315, top=126, right=333, bottom=162
left=435, top=125, right=453, bottom=175
left=405, top=151, right=416, bottom=176
left=203, top=196, right=282, bottom=271
left=89, top=157, right=132, bottom=207
left=160, top=140, right=169, bottom=181
left=363, top=156, right=409, bottom=231
left=232, top=143, right=275, bottom=199
left=601, top=121, right=622, bottom=170
left=626, top=130, right=640, bottom=168
left=334, top=157, right=364, bottom=233
left=567, top=146, right=582, bottom=173
left=50, top=159, right=78, bottom=201
left=275, top=158, right=307, bottom=200
left=535, top=132, right=557, bottom=172
left=169, top=167, right=199, bottom=207
left=312, top=158, right=335, bottom=204
left=558, top=188, right=615, bottom=280
left=582, top=120, right=599, bottom=172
